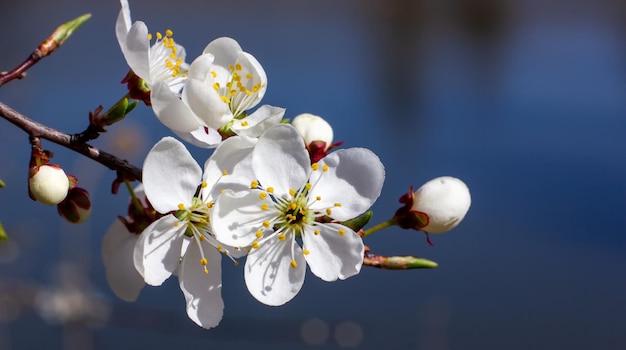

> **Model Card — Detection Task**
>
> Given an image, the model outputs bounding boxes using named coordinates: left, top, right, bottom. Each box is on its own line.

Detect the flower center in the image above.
left=211, top=64, right=264, bottom=118
left=148, top=30, right=186, bottom=85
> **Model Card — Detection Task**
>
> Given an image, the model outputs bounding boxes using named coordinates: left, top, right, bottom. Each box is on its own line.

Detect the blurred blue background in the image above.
left=1, top=0, right=625, bottom=349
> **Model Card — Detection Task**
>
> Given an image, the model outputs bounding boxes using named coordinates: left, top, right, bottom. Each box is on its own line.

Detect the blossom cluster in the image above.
left=101, top=0, right=471, bottom=329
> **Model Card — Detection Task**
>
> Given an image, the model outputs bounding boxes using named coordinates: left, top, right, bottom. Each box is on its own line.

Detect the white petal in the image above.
left=244, top=236, right=305, bottom=306
left=310, top=148, right=385, bottom=221
left=134, top=215, right=185, bottom=286
left=211, top=189, right=276, bottom=247
left=253, top=124, right=310, bottom=195
left=123, top=21, right=151, bottom=81
left=302, top=223, right=364, bottom=282
left=150, top=81, right=202, bottom=133
left=202, top=136, right=257, bottom=201
left=115, top=0, right=132, bottom=51
left=183, top=78, right=233, bottom=129
left=173, top=126, right=222, bottom=149
left=102, top=219, right=144, bottom=301
left=292, top=113, right=334, bottom=146
left=231, top=105, right=284, bottom=138
left=203, top=37, right=242, bottom=69
left=179, top=241, right=224, bottom=329
left=187, top=53, right=215, bottom=81
left=143, top=136, right=202, bottom=213
left=412, top=176, right=471, bottom=234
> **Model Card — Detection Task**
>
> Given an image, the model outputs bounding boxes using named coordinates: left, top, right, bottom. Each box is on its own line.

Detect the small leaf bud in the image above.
left=29, top=164, right=70, bottom=206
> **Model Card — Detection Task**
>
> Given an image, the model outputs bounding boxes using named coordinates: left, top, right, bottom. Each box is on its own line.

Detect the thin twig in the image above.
left=0, top=101, right=141, bottom=181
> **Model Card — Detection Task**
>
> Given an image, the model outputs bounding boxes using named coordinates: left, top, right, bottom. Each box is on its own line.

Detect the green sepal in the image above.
left=340, top=210, right=373, bottom=232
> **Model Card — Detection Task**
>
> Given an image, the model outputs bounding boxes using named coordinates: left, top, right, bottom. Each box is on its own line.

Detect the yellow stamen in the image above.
left=278, top=233, right=286, bottom=241
left=326, top=208, right=332, bottom=215
left=261, top=203, right=269, bottom=211
left=311, top=163, right=319, bottom=171
left=259, top=192, right=267, bottom=200
left=303, top=249, right=310, bottom=255
left=251, top=241, right=259, bottom=249
left=201, top=181, right=208, bottom=188
left=256, top=230, right=263, bottom=238
left=290, top=259, right=297, bottom=268
left=338, top=229, right=345, bottom=236
left=267, top=187, right=274, bottom=193
left=178, top=203, right=185, bottom=210
left=262, top=221, right=271, bottom=228
left=251, top=180, right=259, bottom=189
left=323, top=164, right=329, bottom=172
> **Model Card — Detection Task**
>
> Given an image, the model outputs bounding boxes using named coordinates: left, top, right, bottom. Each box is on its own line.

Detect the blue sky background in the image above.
left=0, top=1, right=625, bottom=349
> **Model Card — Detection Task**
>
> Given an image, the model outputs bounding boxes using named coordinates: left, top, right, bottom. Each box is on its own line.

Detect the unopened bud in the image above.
left=29, top=164, right=70, bottom=206
left=57, top=187, right=92, bottom=223
left=104, top=97, right=138, bottom=126
left=395, top=176, right=471, bottom=234
left=292, top=113, right=333, bottom=148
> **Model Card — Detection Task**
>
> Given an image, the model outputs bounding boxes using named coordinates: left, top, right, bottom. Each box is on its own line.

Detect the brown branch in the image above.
left=0, top=101, right=141, bottom=181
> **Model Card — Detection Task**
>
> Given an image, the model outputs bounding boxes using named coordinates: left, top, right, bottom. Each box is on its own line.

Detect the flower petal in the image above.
left=150, top=81, right=202, bottom=133
left=179, top=241, right=224, bottom=329
left=186, top=53, right=215, bottom=81
left=203, top=37, right=242, bottom=69
left=172, top=126, right=222, bottom=149
left=102, top=218, right=144, bottom=301
left=211, top=189, right=276, bottom=247
left=183, top=78, right=233, bottom=129
left=253, top=124, right=310, bottom=195
left=244, top=236, right=305, bottom=306
left=123, top=21, right=151, bottom=81
left=202, top=136, right=257, bottom=201
left=302, top=223, right=364, bottom=281
left=310, top=148, right=385, bottom=221
left=134, top=215, right=185, bottom=286
left=143, top=136, right=202, bottom=213
left=115, top=0, right=132, bottom=50
left=231, top=105, right=284, bottom=138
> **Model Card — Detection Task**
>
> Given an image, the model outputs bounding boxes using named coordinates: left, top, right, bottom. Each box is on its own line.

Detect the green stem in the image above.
left=124, top=180, right=143, bottom=214
left=361, top=216, right=398, bottom=238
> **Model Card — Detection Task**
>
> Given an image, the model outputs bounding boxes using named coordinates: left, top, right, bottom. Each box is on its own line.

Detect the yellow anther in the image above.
left=259, top=192, right=267, bottom=200
left=235, top=63, right=242, bottom=70
left=290, top=259, right=297, bottom=268
left=262, top=221, right=271, bottom=228
left=267, top=187, right=274, bottom=193
left=251, top=241, right=259, bottom=249
left=261, top=203, right=269, bottom=211
left=246, top=73, right=253, bottom=79
left=311, top=163, right=319, bottom=171
left=211, top=71, right=217, bottom=78
left=290, top=203, right=297, bottom=210
left=251, top=180, right=259, bottom=189
left=230, top=89, right=237, bottom=96
left=314, top=229, right=320, bottom=235
left=213, top=82, right=220, bottom=90
left=256, top=230, right=263, bottom=238
left=147, top=33, right=153, bottom=40
left=207, top=202, right=213, bottom=209
left=303, top=249, right=310, bottom=255
left=278, top=233, right=286, bottom=241
left=200, top=258, right=208, bottom=266
left=220, top=96, right=231, bottom=104
left=338, top=229, right=345, bottom=236
left=217, top=245, right=224, bottom=252
left=228, top=64, right=234, bottom=71
left=305, top=183, right=312, bottom=190
left=234, top=261, right=240, bottom=266
left=334, top=202, right=342, bottom=207
left=222, top=169, right=228, bottom=176
left=201, top=181, right=208, bottom=188
left=241, top=121, right=249, bottom=127
left=178, top=203, right=185, bottom=210
left=165, top=29, right=173, bottom=37
left=323, top=164, right=329, bottom=172
left=326, top=208, right=332, bottom=215
left=174, top=222, right=179, bottom=227
left=289, top=188, right=296, bottom=196
left=220, top=189, right=225, bottom=193
left=316, top=196, right=322, bottom=201
left=245, top=90, right=252, bottom=96
left=199, top=235, right=205, bottom=241
left=156, top=32, right=163, bottom=40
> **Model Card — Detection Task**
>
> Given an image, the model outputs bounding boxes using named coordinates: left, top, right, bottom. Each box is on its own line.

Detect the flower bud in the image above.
left=395, top=176, right=471, bottom=234
left=57, top=187, right=92, bottom=224
left=29, top=164, right=70, bottom=206
left=292, top=113, right=333, bottom=148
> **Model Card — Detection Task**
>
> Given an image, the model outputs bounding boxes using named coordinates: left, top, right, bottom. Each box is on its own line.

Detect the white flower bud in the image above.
left=29, top=165, right=70, bottom=206
left=411, top=176, right=471, bottom=234
left=292, top=113, right=333, bottom=147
